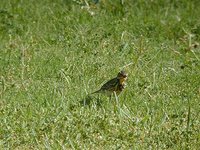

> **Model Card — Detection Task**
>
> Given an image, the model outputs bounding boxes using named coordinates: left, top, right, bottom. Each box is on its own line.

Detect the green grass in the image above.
left=0, top=0, right=200, bottom=149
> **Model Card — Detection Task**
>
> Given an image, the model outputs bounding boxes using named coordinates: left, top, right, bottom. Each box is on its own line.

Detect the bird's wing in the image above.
left=100, top=78, right=119, bottom=91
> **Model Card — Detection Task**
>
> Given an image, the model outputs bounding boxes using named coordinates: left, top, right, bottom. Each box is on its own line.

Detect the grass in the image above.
left=0, top=0, right=200, bottom=149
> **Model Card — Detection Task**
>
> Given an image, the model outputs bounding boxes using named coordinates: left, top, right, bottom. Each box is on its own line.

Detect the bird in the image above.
left=92, top=70, right=128, bottom=97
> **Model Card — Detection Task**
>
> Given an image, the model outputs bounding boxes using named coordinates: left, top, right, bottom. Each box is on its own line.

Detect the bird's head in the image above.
left=117, top=70, right=128, bottom=83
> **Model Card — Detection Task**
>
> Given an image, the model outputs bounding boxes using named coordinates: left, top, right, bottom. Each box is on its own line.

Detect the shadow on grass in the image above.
left=79, top=95, right=103, bottom=107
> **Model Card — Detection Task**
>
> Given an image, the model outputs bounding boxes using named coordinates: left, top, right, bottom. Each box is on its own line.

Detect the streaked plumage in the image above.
left=92, top=70, right=128, bottom=96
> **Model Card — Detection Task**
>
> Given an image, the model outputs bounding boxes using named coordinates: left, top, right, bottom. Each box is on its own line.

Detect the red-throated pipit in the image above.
left=92, top=70, right=128, bottom=97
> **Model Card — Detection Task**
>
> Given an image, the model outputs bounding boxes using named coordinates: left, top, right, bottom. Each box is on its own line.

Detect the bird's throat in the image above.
left=119, top=77, right=127, bottom=84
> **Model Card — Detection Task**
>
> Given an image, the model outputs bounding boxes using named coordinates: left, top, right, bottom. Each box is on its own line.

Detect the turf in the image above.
left=0, top=0, right=200, bottom=149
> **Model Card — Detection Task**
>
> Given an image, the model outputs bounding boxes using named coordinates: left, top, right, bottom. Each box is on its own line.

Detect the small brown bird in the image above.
left=92, top=70, right=128, bottom=97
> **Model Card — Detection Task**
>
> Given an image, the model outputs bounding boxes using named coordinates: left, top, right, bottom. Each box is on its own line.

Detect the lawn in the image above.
left=0, top=0, right=200, bottom=149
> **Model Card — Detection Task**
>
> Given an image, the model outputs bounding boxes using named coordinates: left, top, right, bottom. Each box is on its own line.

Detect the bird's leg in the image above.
left=113, top=91, right=118, bottom=113
left=109, top=94, right=112, bottom=101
